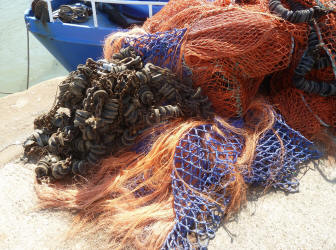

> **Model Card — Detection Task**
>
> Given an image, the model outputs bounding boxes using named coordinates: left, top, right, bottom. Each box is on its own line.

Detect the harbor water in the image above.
left=0, top=0, right=68, bottom=98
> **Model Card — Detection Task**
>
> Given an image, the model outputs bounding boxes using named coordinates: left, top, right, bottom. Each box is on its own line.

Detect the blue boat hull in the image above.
left=25, top=8, right=124, bottom=71
left=24, top=1, right=168, bottom=72
left=32, top=29, right=109, bottom=72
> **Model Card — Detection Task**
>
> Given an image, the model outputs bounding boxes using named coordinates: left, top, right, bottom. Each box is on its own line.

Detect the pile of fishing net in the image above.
left=24, top=47, right=212, bottom=180
left=25, top=0, right=335, bottom=249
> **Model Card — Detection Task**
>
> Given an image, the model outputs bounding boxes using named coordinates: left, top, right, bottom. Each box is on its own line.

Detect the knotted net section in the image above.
left=123, top=28, right=187, bottom=71
left=164, top=115, right=320, bottom=249
left=164, top=124, right=243, bottom=249
left=243, top=116, right=321, bottom=192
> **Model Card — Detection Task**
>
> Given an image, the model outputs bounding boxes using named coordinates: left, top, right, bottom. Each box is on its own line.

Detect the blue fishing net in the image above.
left=123, top=28, right=186, bottom=70
left=163, top=116, right=321, bottom=249
left=242, top=116, right=321, bottom=192
left=120, top=27, right=322, bottom=250
left=163, top=123, right=243, bottom=249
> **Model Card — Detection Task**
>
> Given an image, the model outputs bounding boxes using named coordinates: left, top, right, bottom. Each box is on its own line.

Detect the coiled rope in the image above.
left=269, top=0, right=329, bottom=23
left=56, top=4, right=91, bottom=23
left=293, top=25, right=336, bottom=96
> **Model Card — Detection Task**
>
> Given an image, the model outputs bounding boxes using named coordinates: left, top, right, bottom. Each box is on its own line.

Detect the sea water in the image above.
left=0, top=0, right=68, bottom=98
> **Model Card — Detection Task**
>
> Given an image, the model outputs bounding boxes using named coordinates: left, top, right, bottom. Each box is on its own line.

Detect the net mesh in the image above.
left=101, top=0, right=336, bottom=247
left=271, top=86, right=336, bottom=138
left=123, top=28, right=187, bottom=71
left=107, top=0, right=336, bottom=123
left=268, top=10, right=336, bottom=137
left=143, top=1, right=296, bottom=117
left=164, top=123, right=242, bottom=249
left=163, top=115, right=320, bottom=249
left=242, top=116, right=321, bottom=191
left=315, top=15, right=336, bottom=77
left=105, top=0, right=335, bottom=130
left=121, top=18, right=293, bottom=117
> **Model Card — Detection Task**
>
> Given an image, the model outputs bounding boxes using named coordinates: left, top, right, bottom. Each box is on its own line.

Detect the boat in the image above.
left=24, top=0, right=168, bottom=71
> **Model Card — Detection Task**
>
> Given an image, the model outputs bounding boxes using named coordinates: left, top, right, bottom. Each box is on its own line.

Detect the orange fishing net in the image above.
left=104, top=0, right=335, bottom=138
left=153, top=0, right=333, bottom=136
left=35, top=1, right=336, bottom=249
left=268, top=10, right=336, bottom=137
left=271, top=87, right=336, bottom=137
left=142, top=0, right=296, bottom=117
